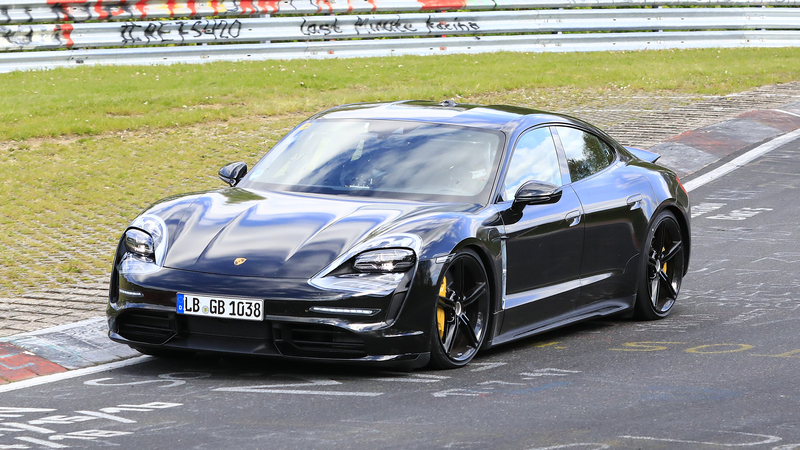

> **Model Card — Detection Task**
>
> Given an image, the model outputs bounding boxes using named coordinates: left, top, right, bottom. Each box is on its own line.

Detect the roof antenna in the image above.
left=440, top=99, right=457, bottom=107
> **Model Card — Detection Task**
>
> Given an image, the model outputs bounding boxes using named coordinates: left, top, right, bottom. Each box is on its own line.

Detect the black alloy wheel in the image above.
left=429, top=248, right=491, bottom=369
left=635, top=210, right=685, bottom=320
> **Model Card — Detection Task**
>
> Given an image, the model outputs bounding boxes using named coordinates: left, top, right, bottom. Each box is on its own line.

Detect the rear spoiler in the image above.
left=624, top=146, right=661, bottom=163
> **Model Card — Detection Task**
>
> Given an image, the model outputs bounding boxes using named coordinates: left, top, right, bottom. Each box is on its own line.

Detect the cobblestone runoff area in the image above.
left=2, top=82, right=800, bottom=338
left=603, top=82, right=800, bottom=148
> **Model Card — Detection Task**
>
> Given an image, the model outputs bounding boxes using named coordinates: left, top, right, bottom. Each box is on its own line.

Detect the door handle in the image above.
left=565, top=210, right=582, bottom=227
left=626, top=194, right=643, bottom=210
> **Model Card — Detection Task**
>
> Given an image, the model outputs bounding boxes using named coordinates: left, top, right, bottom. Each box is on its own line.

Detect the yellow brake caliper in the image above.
left=662, top=246, right=667, bottom=274
left=437, top=276, right=447, bottom=338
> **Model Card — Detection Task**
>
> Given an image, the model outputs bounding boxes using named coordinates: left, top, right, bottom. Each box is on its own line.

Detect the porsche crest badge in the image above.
left=234, top=258, right=247, bottom=266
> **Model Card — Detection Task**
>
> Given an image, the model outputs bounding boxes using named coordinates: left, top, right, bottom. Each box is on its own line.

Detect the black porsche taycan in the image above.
left=108, top=100, right=690, bottom=369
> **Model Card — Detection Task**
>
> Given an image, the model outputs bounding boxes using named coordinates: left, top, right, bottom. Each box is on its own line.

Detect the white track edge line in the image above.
left=0, top=356, right=150, bottom=394
left=684, top=128, right=800, bottom=192
left=773, top=108, right=800, bottom=118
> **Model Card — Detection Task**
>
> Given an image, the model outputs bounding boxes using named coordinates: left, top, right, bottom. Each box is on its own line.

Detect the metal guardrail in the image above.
left=3, top=0, right=800, bottom=24
left=4, top=30, right=799, bottom=72
left=4, top=8, right=800, bottom=51
left=1, top=0, right=800, bottom=72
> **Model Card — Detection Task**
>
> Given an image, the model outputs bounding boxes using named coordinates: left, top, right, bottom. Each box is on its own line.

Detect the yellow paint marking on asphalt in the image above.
left=750, top=349, right=800, bottom=358
left=685, top=344, right=754, bottom=354
left=531, top=341, right=562, bottom=348
left=610, top=342, right=686, bottom=352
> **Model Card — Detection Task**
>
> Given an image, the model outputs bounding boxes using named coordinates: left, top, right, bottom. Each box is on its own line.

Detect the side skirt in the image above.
left=488, top=296, right=635, bottom=347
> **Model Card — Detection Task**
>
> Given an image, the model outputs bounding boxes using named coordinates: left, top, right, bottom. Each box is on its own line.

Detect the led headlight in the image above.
left=354, top=249, right=415, bottom=273
left=309, top=234, right=421, bottom=297
left=119, top=214, right=169, bottom=274
left=124, top=228, right=154, bottom=259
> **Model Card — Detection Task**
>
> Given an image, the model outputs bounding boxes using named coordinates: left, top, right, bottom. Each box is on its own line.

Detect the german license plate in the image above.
left=177, top=294, right=264, bottom=321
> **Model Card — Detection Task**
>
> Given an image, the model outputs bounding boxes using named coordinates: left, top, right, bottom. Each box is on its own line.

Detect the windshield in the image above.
left=240, top=119, right=504, bottom=203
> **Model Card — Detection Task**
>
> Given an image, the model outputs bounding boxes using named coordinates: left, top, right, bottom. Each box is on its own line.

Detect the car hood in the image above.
left=162, top=189, right=462, bottom=279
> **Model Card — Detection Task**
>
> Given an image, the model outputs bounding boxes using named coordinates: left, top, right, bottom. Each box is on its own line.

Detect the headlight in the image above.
left=309, top=234, right=421, bottom=297
left=119, top=214, right=169, bottom=274
left=354, top=249, right=415, bottom=273
left=124, top=228, right=154, bottom=259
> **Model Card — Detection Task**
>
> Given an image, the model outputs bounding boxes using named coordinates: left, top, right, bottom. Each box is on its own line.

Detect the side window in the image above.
left=555, top=127, right=615, bottom=183
left=502, top=127, right=561, bottom=201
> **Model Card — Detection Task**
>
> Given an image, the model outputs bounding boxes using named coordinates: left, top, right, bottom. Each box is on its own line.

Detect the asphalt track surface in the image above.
left=1, top=136, right=799, bottom=450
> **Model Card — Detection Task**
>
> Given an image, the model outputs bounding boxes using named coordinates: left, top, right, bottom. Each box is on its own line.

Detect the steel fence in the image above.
left=4, top=0, right=800, bottom=24
left=2, top=0, right=799, bottom=71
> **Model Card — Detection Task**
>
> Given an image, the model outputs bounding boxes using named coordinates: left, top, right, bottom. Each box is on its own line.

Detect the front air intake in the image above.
left=116, top=310, right=177, bottom=345
left=272, top=323, right=366, bottom=358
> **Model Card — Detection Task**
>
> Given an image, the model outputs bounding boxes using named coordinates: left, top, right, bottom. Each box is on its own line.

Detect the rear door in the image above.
left=551, top=126, right=653, bottom=310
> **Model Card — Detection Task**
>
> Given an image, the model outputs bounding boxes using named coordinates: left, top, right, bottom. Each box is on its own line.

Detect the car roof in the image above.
left=310, top=100, right=588, bottom=134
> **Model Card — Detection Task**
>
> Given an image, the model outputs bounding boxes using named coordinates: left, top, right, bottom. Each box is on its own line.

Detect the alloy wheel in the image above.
left=436, top=252, right=490, bottom=364
left=646, top=216, right=684, bottom=314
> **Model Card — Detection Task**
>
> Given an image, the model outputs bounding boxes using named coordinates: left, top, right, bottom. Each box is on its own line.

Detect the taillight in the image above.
left=677, top=176, right=687, bottom=195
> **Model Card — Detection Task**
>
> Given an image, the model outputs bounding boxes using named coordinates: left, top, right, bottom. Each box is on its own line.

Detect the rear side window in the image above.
left=555, top=127, right=615, bottom=182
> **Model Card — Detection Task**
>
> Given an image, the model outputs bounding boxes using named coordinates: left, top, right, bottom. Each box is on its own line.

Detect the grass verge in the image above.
left=2, top=47, right=800, bottom=141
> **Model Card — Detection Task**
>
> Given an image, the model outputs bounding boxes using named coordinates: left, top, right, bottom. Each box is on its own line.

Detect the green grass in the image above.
left=0, top=117, right=299, bottom=292
left=1, top=47, right=800, bottom=294
left=2, top=47, right=800, bottom=141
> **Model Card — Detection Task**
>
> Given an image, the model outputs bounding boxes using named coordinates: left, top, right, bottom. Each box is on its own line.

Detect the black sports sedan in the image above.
left=108, top=100, right=690, bottom=369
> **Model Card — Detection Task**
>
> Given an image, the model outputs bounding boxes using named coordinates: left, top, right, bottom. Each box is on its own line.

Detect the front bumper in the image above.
left=108, top=263, right=439, bottom=369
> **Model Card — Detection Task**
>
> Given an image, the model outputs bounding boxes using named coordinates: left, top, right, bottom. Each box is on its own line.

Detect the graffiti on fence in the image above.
left=0, top=0, right=481, bottom=25
left=120, top=18, right=242, bottom=44
left=298, top=14, right=479, bottom=37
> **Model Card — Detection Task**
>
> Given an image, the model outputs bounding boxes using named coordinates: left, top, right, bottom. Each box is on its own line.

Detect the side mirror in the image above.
left=219, top=162, right=248, bottom=187
left=511, top=180, right=562, bottom=212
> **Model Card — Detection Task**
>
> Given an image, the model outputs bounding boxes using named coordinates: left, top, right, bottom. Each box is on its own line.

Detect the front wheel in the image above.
left=429, top=249, right=491, bottom=369
left=634, top=210, right=685, bottom=320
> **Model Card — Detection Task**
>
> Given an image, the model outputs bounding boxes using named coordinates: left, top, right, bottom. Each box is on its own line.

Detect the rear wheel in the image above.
left=429, top=249, right=491, bottom=369
left=635, top=210, right=685, bottom=320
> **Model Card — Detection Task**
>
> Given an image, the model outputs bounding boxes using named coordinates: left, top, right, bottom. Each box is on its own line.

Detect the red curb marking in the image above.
left=668, top=130, right=749, bottom=156
left=0, top=342, right=67, bottom=383
left=737, top=110, right=800, bottom=132
left=668, top=110, right=800, bottom=155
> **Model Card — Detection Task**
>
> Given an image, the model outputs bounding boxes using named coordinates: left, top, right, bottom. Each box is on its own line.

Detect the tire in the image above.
left=428, top=248, right=491, bottom=369
left=634, top=210, right=685, bottom=320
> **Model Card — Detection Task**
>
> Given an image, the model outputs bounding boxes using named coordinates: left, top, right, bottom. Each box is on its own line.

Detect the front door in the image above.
left=498, top=127, right=585, bottom=337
